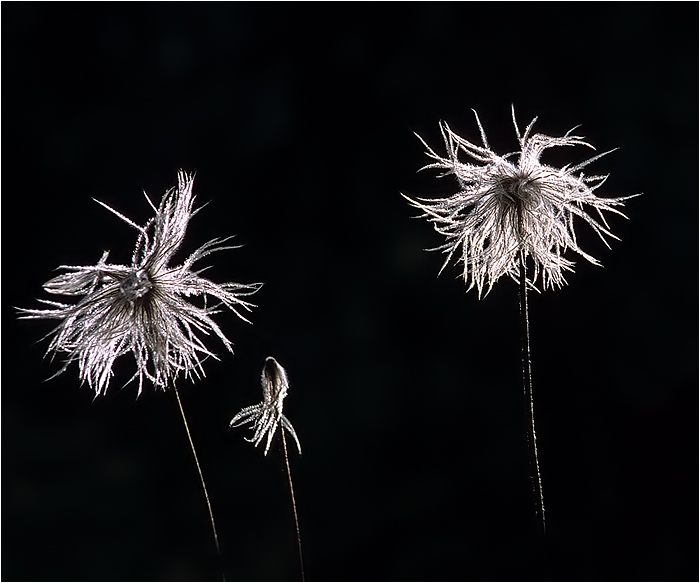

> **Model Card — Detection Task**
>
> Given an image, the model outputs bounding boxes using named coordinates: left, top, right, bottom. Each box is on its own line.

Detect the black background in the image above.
left=3, top=3, right=698, bottom=582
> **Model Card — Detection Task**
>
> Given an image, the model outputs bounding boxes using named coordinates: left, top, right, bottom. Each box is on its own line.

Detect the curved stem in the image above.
left=518, top=250, right=546, bottom=534
left=174, top=386, right=225, bottom=580
left=282, top=431, right=305, bottom=581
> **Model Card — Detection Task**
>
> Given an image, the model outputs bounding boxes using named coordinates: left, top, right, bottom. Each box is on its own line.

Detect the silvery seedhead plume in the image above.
left=19, top=170, right=262, bottom=396
left=403, top=107, right=638, bottom=297
left=230, top=357, right=301, bottom=456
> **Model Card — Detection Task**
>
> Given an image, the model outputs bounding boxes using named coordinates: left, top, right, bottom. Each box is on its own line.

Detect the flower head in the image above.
left=230, top=357, right=301, bottom=456
left=403, top=107, right=637, bottom=297
left=19, top=170, right=262, bottom=396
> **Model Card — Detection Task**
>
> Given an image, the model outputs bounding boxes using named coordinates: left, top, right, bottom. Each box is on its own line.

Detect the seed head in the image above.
left=403, top=107, right=638, bottom=297
left=18, top=171, right=262, bottom=396
left=230, top=357, right=301, bottom=456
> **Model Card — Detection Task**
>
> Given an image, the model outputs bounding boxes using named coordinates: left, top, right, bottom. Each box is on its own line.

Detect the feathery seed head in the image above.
left=18, top=170, right=262, bottom=396
left=404, top=107, right=638, bottom=297
left=230, top=357, right=301, bottom=456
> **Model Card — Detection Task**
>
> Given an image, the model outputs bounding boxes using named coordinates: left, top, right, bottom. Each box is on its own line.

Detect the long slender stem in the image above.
left=173, top=386, right=225, bottom=579
left=281, top=431, right=305, bottom=581
left=518, top=250, right=545, bottom=534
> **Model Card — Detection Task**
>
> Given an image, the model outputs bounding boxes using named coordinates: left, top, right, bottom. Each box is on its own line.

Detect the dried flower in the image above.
left=403, top=107, right=638, bottom=297
left=18, top=170, right=262, bottom=396
left=230, top=357, right=301, bottom=456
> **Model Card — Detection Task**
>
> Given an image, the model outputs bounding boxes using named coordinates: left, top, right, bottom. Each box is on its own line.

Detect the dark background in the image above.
left=3, top=3, right=698, bottom=581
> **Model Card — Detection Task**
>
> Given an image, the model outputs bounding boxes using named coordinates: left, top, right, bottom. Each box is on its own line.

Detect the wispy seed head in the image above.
left=403, top=107, right=639, bottom=297
left=230, top=357, right=301, bottom=457
left=18, top=170, right=263, bottom=396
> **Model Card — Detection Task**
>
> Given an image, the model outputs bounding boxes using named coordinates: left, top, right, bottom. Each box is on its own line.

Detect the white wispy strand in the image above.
left=403, top=107, right=639, bottom=297
left=230, top=357, right=302, bottom=456
left=18, top=170, right=262, bottom=396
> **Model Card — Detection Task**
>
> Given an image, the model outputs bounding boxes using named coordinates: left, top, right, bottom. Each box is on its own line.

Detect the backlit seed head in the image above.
left=403, top=107, right=639, bottom=297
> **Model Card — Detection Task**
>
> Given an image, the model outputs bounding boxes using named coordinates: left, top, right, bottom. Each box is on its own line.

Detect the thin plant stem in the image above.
left=518, top=250, right=546, bottom=534
left=281, top=430, right=305, bottom=581
left=173, top=386, right=225, bottom=580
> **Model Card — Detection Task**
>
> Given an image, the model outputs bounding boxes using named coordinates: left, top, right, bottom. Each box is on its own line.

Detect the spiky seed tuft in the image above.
left=230, top=357, right=301, bottom=456
left=18, top=171, right=262, bottom=396
left=403, top=107, right=639, bottom=297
